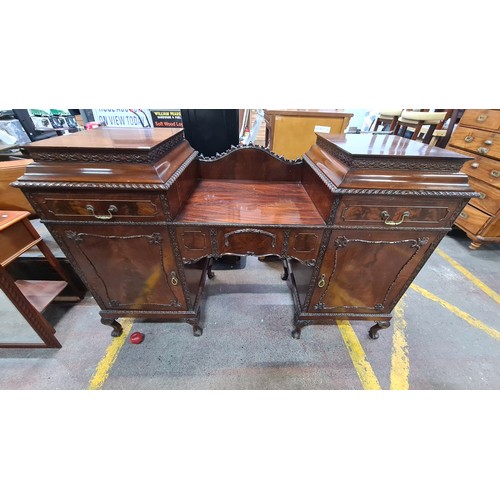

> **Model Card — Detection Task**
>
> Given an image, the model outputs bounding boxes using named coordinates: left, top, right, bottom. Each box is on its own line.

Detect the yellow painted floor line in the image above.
left=390, top=295, right=409, bottom=390
left=337, top=320, right=382, bottom=390
left=410, top=284, right=500, bottom=340
left=436, top=248, right=500, bottom=305
left=87, top=318, right=135, bottom=390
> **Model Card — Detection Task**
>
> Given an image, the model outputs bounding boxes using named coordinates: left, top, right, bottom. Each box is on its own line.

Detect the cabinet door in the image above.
left=50, top=224, right=186, bottom=311
left=309, top=229, right=442, bottom=314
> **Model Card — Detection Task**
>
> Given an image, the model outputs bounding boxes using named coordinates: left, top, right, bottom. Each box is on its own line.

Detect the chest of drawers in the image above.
left=14, top=128, right=474, bottom=342
left=447, top=109, right=500, bottom=249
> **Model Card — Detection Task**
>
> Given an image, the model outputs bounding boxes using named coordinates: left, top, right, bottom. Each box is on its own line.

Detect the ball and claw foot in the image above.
left=101, top=318, right=123, bottom=337
left=368, top=321, right=390, bottom=339
left=291, top=328, right=301, bottom=339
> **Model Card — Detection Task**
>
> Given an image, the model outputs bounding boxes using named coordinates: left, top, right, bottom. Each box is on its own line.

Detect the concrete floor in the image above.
left=0, top=224, right=499, bottom=390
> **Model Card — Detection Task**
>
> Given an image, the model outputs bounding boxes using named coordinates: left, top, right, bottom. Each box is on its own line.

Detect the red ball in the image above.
left=130, top=332, right=145, bottom=344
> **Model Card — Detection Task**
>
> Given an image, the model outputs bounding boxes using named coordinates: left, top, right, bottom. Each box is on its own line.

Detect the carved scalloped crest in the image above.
left=198, top=143, right=302, bottom=164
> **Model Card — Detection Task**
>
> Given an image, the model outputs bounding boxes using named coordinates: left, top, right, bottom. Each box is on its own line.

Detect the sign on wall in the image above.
left=91, top=109, right=182, bottom=128
left=150, top=110, right=183, bottom=128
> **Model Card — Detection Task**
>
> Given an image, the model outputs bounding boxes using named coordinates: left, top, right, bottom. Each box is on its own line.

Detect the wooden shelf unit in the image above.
left=0, top=210, right=82, bottom=348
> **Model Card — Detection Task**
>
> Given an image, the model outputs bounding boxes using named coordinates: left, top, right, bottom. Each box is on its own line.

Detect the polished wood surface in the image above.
left=24, top=127, right=182, bottom=150
left=14, top=128, right=474, bottom=342
left=177, top=179, right=325, bottom=225
left=264, top=109, right=353, bottom=160
left=309, top=229, right=438, bottom=314
left=446, top=109, right=500, bottom=249
left=318, top=132, right=469, bottom=159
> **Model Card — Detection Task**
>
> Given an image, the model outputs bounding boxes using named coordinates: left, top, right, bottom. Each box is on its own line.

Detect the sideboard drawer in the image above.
left=454, top=204, right=489, bottom=234
left=335, top=197, right=459, bottom=227
left=468, top=177, right=500, bottom=216
left=459, top=109, right=500, bottom=132
left=217, top=226, right=285, bottom=257
left=449, top=126, right=500, bottom=160
left=31, top=193, right=164, bottom=222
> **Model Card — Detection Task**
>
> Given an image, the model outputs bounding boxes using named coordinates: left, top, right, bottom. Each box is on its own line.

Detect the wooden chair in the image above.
left=372, top=109, right=403, bottom=132
left=393, top=110, right=449, bottom=141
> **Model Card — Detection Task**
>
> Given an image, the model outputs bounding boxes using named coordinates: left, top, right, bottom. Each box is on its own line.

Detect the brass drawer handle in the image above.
left=477, top=147, right=489, bottom=155
left=491, top=170, right=500, bottom=178
left=478, top=192, right=486, bottom=199
left=171, top=271, right=179, bottom=286
left=471, top=162, right=479, bottom=169
left=484, top=139, right=493, bottom=146
left=477, top=114, right=488, bottom=122
left=318, top=274, right=326, bottom=288
left=464, top=135, right=474, bottom=143
left=86, top=204, right=118, bottom=220
left=381, top=210, right=410, bottom=226
left=459, top=212, right=468, bottom=219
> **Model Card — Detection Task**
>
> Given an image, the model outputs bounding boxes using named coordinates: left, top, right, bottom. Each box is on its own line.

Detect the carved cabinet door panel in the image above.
left=309, top=229, right=443, bottom=314
left=49, top=224, right=186, bottom=311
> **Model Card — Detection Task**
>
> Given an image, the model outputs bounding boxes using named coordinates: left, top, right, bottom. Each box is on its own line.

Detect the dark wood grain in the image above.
left=14, top=127, right=475, bottom=340
left=199, top=148, right=302, bottom=181
left=176, top=179, right=325, bottom=225
left=24, top=127, right=182, bottom=150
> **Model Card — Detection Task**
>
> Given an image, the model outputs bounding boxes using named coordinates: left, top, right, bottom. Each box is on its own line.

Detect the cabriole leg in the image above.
left=207, top=258, right=215, bottom=279
left=101, top=317, right=123, bottom=337
left=281, top=258, right=289, bottom=281
left=187, top=319, right=203, bottom=337
left=291, top=320, right=310, bottom=339
left=368, top=321, right=390, bottom=339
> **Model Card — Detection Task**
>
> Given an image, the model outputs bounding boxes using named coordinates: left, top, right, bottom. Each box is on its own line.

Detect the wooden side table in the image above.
left=0, top=210, right=80, bottom=348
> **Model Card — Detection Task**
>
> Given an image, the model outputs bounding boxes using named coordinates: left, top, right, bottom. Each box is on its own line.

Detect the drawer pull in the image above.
left=170, top=271, right=179, bottom=286
left=464, top=135, right=474, bottom=143
left=318, top=274, right=326, bottom=288
left=477, top=114, right=488, bottom=122
left=459, top=212, right=468, bottom=219
left=381, top=210, right=410, bottom=226
left=86, top=204, right=118, bottom=220
left=484, top=139, right=493, bottom=146
left=477, top=147, right=489, bottom=155
left=491, top=170, right=500, bottom=178
left=478, top=192, right=486, bottom=199
left=471, top=162, right=479, bottom=169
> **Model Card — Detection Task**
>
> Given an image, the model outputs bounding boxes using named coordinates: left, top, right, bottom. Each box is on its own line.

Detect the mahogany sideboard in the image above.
left=13, top=128, right=475, bottom=340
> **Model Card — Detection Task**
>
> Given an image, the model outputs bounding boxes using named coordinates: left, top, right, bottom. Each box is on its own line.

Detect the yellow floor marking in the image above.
left=410, top=284, right=500, bottom=340
left=87, top=318, right=135, bottom=390
left=390, top=295, right=409, bottom=390
left=436, top=248, right=500, bottom=305
left=337, top=320, right=382, bottom=390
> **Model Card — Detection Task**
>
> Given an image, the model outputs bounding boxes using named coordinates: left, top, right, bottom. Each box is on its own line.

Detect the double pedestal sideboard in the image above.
left=13, top=128, right=475, bottom=341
